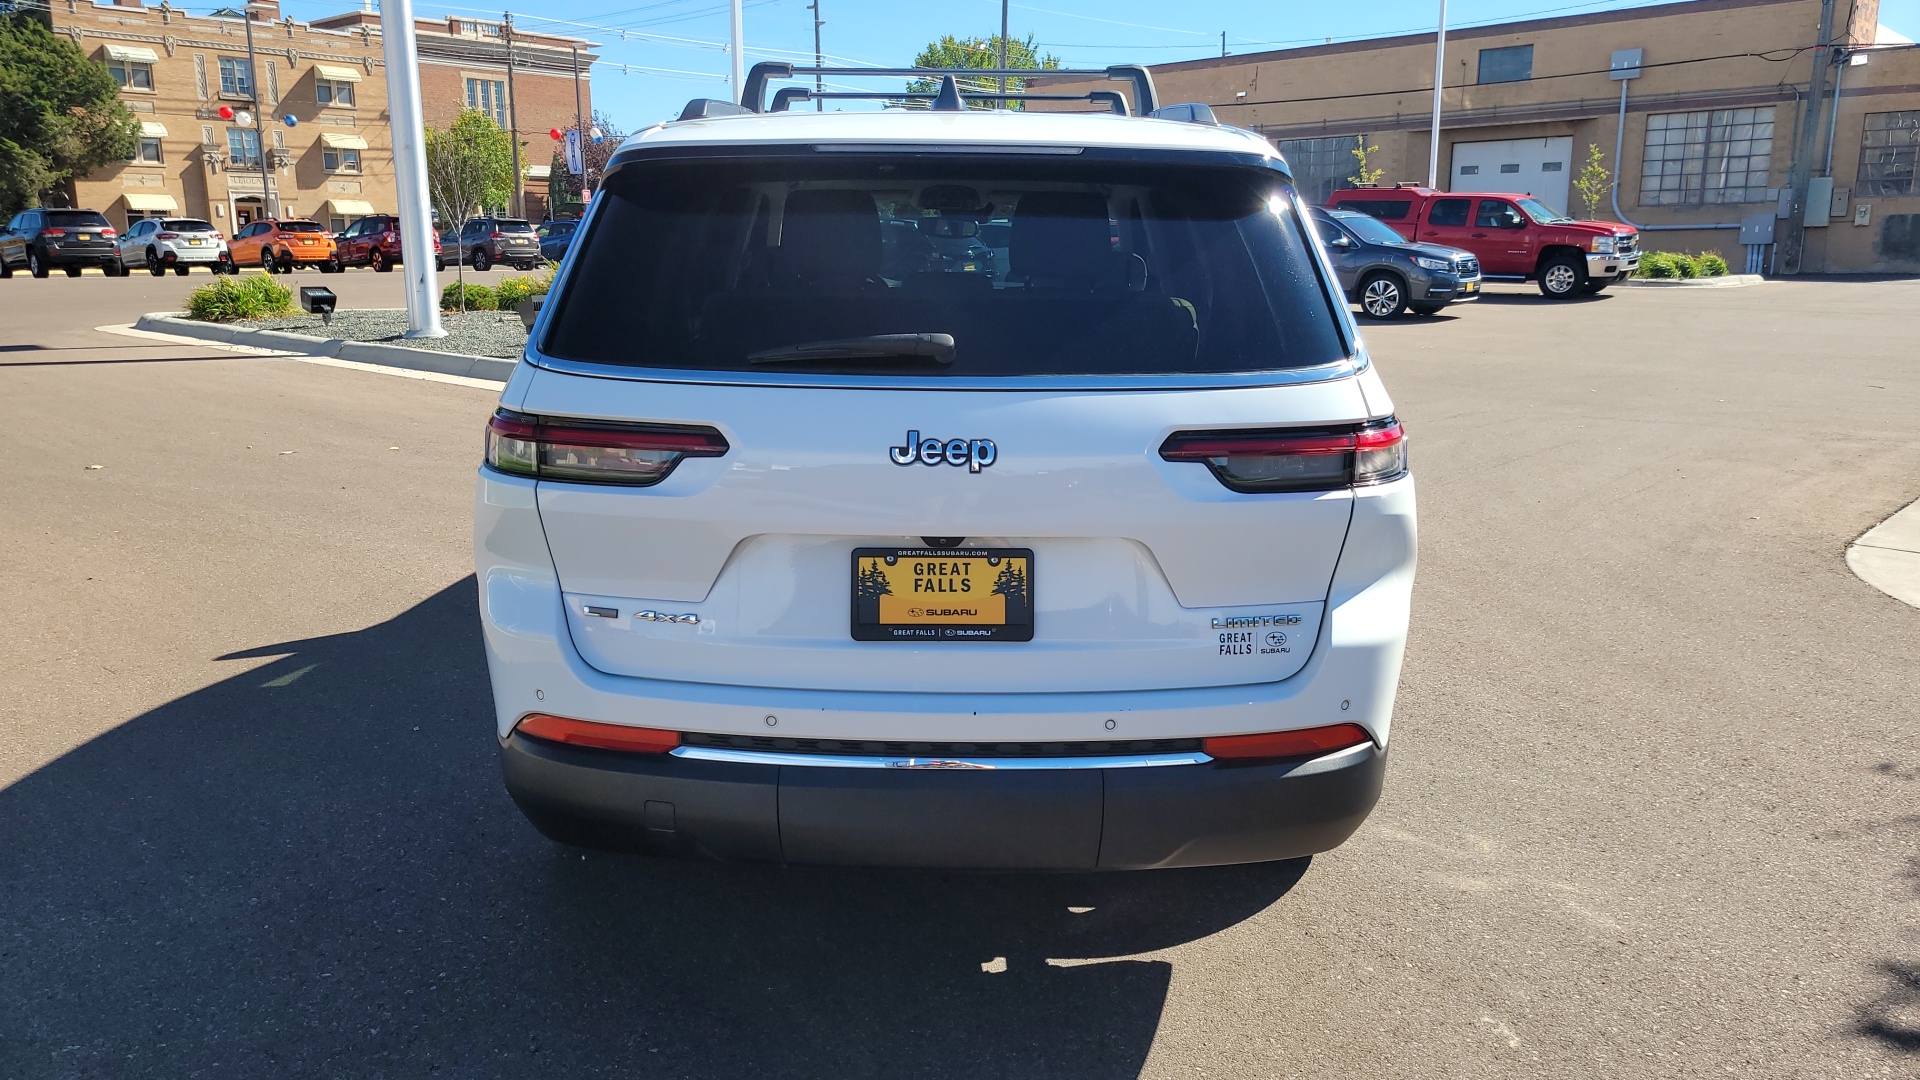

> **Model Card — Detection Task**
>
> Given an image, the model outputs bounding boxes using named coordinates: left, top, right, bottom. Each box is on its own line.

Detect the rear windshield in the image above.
left=496, top=219, right=534, bottom=232
left=162, top=219, right=215, bottom=232
left=542, top=156, right=1346, bottom=378
left=47, top=210, right=111, bottom=228
left=1334, top=198, right=1412, bottom=221
left=277, top=221, right=325, bottom=233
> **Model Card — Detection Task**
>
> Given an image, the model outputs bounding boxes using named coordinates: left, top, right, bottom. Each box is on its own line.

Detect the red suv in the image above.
left=334, top=214, right=445, bottom=273
left=1327, top=186, right=1639, bottom=298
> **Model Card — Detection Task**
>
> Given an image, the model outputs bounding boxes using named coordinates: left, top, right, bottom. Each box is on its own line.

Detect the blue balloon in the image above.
left=282, top=114, right=297, bottom=127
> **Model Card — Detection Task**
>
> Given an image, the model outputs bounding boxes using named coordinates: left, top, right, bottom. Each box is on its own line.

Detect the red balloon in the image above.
left=218, top=105, right=234, bottom=120
left=549, top=127, right=563, bottom=141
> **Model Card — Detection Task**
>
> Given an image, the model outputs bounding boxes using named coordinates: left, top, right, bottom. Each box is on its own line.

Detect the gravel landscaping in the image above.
left=239, top=307, right=528, bottom=358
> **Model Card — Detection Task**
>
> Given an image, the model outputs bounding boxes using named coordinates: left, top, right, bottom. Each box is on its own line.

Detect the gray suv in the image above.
left=455, top=217, right=541, bottom=271
left=1310, top=207, right=1480, bottom=319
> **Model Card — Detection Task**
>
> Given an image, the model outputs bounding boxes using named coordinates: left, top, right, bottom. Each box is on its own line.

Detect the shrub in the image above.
left=1671, top=252, right=1697, bottom=278
left=185, top=275, right=294, bottom=321
left=1638, top=252, right=1678, bottom=279
left=441, top=282, right=496, bottom=311
left=494, top=274, right=537, bottom=310
left=1692, top=252, right=1729, bottom=277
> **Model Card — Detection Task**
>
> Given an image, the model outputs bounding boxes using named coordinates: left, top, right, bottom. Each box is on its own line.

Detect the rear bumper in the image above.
left=157, top=244, right=226, bottom=263
left=501, top=733, right=1385, bottom=869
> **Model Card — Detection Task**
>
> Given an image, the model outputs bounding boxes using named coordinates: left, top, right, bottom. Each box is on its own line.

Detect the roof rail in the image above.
left=1146, top=102, right=1217, bottom=125
left=769, top=79, right=1129, bottom=116
left=677, top=98, right=753, bottom=122
left=737, top=62, right=1157, bottom=116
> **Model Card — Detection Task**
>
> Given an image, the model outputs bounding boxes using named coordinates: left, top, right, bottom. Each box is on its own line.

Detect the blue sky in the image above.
left=270, top=0, right=1920, bottom=130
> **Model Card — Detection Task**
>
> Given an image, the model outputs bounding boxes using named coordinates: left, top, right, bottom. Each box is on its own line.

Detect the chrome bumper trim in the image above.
left=669, top=746, right=1214, bottom=770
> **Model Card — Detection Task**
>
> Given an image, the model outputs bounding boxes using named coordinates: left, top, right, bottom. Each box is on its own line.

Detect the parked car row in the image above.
left=2, top=206, right=585, bottom=279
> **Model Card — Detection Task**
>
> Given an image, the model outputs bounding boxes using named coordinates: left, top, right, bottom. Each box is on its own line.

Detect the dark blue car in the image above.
left=537, top=219, right=579, bottom=263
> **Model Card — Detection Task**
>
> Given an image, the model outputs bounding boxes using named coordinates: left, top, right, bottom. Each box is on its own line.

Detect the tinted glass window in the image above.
left=1427, top=198, right=1471, bottom=227
left=1478, top=45, right=1534, bottom=85
left=47, top=210, right=112, bottom=228
left=496, top=219, right=534, bottom=232
left=162, top=219, right=215, bottom=232
left=543, top=156, right=1345, bottom=378
left=1331, top=212, right=1408, bottom=246
left=1475, top=200, right=1524, bottom=229
left=1338, top=198, right=1412, bottom=221
left=277, top=220, right=325, bottom=233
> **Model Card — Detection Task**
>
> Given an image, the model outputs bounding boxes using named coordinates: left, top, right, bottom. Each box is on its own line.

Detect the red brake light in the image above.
left=156, top=231, right=180, bottom=240
left=38, top=228, right=64, bottom=238
left=101, top=227, right=117, bottom=238
left=1203, top=723, right=1373, bottom=761
left=515, top=714, right=679, bottom=754
left=1159, top=417, right=1406, bottom=493
left=486, top=409, right=729, bottom=486
left=490, top=231, right=504, bottom=239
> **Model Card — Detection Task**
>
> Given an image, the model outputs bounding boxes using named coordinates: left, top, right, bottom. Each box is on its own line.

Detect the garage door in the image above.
left=1450, top=136, right=1573, bottom=215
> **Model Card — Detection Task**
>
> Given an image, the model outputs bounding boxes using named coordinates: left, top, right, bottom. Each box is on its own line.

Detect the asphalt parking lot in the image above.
left=2, top=274, right=1917, bottom=1078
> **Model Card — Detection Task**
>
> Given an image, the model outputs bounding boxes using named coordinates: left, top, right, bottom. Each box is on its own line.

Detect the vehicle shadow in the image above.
left=1470, top=290, right=1614, bottom=306
left=1855, top=762, right=1920, bottom=1054
left=0, top=579, right=1306, bottom=1078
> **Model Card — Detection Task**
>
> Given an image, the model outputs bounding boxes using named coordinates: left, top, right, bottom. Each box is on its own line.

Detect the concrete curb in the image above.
left=1617, top=274, right=1764, bottom=289
left=1848, top=498, right=1920, bottom=610
left=134, top=312, right=518, bottom=383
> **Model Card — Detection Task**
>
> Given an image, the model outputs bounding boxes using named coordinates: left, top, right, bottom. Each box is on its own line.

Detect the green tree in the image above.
left=423, top=109, right=515, bottom=225
left=907, top=34, right=1060, bottom=109
left=1573, top=142, right=1611, bottom=220
left=1349, top=141, right=1384, bottom=187
left=0, top=12, right=139, bottom=216
left=545, top=109, right=625, bottom=216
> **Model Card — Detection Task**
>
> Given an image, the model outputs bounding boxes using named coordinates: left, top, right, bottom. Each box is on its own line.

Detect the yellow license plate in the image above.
left=852, top=547, right=1034, bottom=642
left=1463, top=280, right=1478, bottom=292
left=188, top=238, right=203, bottom=245
left=77, top=233, right=92, bottom=241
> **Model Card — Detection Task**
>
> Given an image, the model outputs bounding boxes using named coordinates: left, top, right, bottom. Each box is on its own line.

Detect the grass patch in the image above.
left=186, top=276, right=294, bottom=321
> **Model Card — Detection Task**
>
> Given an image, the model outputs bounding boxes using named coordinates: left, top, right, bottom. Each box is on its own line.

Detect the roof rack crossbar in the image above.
left=769, top=87, right=1129, bottom=116
left=739, top=62, right=1155, bottom=115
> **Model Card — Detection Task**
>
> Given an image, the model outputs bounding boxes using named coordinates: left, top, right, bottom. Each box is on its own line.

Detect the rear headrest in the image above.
left=780, top=188, right=880, bottom=285
left=1010, top=192, right=1112, bottom=287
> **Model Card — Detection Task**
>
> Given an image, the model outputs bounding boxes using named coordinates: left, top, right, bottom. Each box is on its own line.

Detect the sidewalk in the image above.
left=1848, top=498, right=1920, bottom=609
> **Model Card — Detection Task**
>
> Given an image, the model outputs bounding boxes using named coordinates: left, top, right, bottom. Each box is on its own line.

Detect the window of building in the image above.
left=329, top=215, right=348, bottom=234
left=466, top=77, right=508, bottom=128
left=1640, top=107, right=1775, bottom=206
left=1477, top=45, right=1533, bottom=85
left=1499, top=163, right=1520, bottom=173
left=322, top=147, right=362, bottom=172
left=227, top=127, right=262, bottom=168
left=133, top=137, right=163, bottom=164
left=110, top=59, right=154, bottom=90
left=1458, top=164, right=1479, bottom=175
left=218, top=57, right=254, bottom=98
left=1541, top=160, right=1563, bottom=172
left=1273, top=134, right=1365, bottom=205
left=1858, top=110, right=1920, bottom=196
left=317, top=80, right=356, bottom=107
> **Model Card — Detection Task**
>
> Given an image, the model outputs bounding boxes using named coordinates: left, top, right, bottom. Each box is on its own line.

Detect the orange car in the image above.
left=227, top=218, right=341, bottom=274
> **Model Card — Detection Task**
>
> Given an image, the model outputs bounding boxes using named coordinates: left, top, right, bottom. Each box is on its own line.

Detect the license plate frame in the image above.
left=851, top=547, right=1034, bottom=642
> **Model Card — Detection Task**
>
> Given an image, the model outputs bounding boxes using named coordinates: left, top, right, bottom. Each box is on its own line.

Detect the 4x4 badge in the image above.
left=888, top=430, right=997, bottom=473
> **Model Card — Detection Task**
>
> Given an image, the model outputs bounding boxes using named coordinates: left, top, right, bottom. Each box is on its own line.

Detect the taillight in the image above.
left=490, top=231, right=504, bottom=239
left=486, top=409, right=729, bottom=486
left=37, top=228, right=64, bottom=238
left=1159, top=417, right=1407, bottom=493
left=101, top=227, right=117, bottom=238
left=156, top=231, right=180, bottom=240
left=1203, top=723, right=1373, bottom=761
left=515, top=714, right=679, bottom=753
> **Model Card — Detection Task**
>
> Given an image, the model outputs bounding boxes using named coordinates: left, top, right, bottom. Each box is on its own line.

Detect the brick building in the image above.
left=1041, top=0, right=1920, bottom=274
left=41, top=0, right=593, bottom=235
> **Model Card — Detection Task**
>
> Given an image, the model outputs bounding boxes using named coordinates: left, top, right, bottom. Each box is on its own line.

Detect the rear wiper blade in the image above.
left=748, top=333, right=955, bottom=365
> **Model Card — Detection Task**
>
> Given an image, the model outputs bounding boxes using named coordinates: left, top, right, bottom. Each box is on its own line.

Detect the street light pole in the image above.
left=729, top=0, right=744, bottom=103
left=998, top=0, right=1009, bottom=107
left=378, top=0, right=445, bottom=336
left=504, top=11, right=524, bottom=219
left=808, top=0, right=822, bottom=111
left=1426, top=0, right=1448, bottom=188
left=571, top=42, right=587, bottom=201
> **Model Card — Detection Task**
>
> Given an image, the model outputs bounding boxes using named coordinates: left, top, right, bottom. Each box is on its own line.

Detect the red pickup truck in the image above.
left=1327, top=186, right=1639, bottom=298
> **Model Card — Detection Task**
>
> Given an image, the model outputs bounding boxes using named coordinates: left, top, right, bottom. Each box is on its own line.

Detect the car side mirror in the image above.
left=1328, top=235, right=1354, bottom=249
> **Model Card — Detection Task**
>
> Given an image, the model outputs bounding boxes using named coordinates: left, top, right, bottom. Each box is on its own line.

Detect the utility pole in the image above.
left=571, top=42, right=587, bottom=204
left=1779, top=0, right=1837, bottom=275
left=1426, top=0, right=1448, bottom=188
left=998, top=0, right=1009, bottom=107
left=809, top=0, right=823, bottom=111
left=241, top=9, right=275, bottom=216
left=377, top=0, right=445, bottom=336
left=729, top=0, right=744, bottom=103
left=504, top=11, right=524, bottom=219
left=1221, top=31, right=1226, bottom=58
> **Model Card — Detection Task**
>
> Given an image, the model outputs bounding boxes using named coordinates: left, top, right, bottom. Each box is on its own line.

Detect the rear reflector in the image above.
left=1203, top=723, right=1374, bottom=761
left=1160, top=417, right=1407, bottom=493
left=515, top=714, right=680, bottom=754
left=486, top=409, right=729, bottom=486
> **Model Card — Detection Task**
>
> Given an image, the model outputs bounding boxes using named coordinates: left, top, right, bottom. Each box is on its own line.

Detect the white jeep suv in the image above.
left=475, top=69, right=1417, bottom=870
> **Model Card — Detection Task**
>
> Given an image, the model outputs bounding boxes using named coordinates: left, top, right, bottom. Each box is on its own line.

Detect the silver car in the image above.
left=117, top=218, right=232, bottom=276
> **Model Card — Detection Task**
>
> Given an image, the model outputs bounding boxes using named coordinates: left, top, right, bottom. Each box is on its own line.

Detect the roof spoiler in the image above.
left=732, top=63, right=1157, bottom=116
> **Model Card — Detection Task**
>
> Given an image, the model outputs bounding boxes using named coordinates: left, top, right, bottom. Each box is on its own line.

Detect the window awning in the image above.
left=139, top=121, right=169, bottom=138
left=314, top=63, right=363, bottom=83
left=323, top=199, right=376, bottom=217
left=105, top=44, right=159, bottom=64
left=122, top=193, right=179, bottom=212
left=320, top=132, right=369, bottom=150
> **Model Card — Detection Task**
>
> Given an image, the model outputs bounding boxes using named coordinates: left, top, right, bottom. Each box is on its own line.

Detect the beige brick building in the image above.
left=44, top=0, right=593, bottom=233
left=1042, top=0, right=1920, bottom=274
